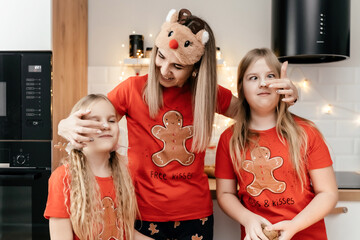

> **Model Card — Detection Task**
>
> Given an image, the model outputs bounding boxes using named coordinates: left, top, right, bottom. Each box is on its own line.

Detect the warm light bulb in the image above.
left=301, top=78, right=309, bottom=88
left=322, top=104, right=333, bottom=114
left=356, top=116, right=360, bottom=126
left=121, top=44, right=125, bottom=48
left=132, top=31, right=136, bottom=34
left=149, top=34, right=153, bottom=37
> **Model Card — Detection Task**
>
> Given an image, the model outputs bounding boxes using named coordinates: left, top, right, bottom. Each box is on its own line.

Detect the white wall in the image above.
left=0, top=0, right=52, bottom=50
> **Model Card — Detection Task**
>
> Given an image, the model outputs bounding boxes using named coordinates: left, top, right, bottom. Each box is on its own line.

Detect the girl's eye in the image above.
left=184, top=40, right=190, bottom=47
left=249, top=76, right=257, bottom=81
left=268, top=74, right=275, bottom=78
left=109, top=119, right=116, bottom=123
left=168, top=31, right=174, bottom=37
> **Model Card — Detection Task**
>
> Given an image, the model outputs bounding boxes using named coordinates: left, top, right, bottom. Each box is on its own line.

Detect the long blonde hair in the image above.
left=63, top=94, right=137, bottom=240
left=230, top=48, right=311, bottom=187
left=144, top=14, right=217, bottom=153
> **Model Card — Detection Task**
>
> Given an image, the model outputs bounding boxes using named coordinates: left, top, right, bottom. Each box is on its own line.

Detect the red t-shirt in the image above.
left=44, top=165, right=123, bottom=240
left=215, top=118, right=333, bottom=240
left=108, top=74, right=232, bottom=221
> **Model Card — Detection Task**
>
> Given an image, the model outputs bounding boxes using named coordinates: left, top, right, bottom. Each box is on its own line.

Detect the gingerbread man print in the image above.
left=98, top=197, right=121, bottom=240
left=242, top=147, right=286, bottom=196
left=192, top=234, right=203, bottom=240
left=148, top=223, right=160, bottom=235
left=151, top=111, right=194, bottom=167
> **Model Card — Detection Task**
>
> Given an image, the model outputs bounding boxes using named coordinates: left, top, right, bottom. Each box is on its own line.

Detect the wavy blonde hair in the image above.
left=230, top=48, right=314, bottom=188
left=62, top=94, right=137, bottom=240
left=144, top=14, right=217, bottom=152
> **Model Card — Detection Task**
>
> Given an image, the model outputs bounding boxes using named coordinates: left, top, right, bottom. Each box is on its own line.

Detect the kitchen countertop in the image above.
left=208, top=171, right=360, bottom=201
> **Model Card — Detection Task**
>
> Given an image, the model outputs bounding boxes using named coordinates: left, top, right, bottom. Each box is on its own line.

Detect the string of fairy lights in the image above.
left=117, top=31, right=360, bottom=137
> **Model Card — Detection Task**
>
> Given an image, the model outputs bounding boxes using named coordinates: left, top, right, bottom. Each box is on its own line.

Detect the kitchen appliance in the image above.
left=271, top=0, right=350, bottom=63
left=0, top=51, right=52, bottom=239
left=129, top=34, right=144, bottom=58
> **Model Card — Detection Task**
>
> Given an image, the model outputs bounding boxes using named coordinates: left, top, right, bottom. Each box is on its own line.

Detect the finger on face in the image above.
left=276, top=89, right=293, bottom=95
left=72, top=133, right=93, bottom=143
left=281, top=61, right=288, bottom=79
left=268, top=82, right=291, bottom=90
left=78, top=119, right=104, bottom=130
left=281, top=96, right=297, bottom=103
left=75, top=126, right=102, bottom=135
left=70, top=140, right=86, bottom=149
left=74, top=108, right=91, bottom=118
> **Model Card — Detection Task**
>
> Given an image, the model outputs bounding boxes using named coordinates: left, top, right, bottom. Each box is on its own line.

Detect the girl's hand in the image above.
left=266, top=61, right=299, bottom=106
left=265, top=220, right=296, bottom=240
left=58, top=109, right=104, bottom=149
left=243, top=213, right=272, bottom=240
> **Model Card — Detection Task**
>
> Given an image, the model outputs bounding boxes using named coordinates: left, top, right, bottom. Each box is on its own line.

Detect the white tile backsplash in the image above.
left=313, top=120, right=337, bottom=137
left=337, top=85, right=360, bottom=102
left=89, top=65, right=360, bottom=172
left=355, top=139, right=360, bottom=154
left=319, top=67, right=356, bottom=84
left=336, top=121, right=360, bottom=137
left=327, top=138, right=354, bottom=155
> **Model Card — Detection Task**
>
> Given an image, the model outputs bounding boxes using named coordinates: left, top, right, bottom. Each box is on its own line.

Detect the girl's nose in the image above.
left=259, top=78, right=267, bottom=88
left=102, top=123, right=110, bottom=130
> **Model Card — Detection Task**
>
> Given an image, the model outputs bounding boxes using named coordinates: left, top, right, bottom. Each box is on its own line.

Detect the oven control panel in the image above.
left=0, top=141, right=51, bottom=169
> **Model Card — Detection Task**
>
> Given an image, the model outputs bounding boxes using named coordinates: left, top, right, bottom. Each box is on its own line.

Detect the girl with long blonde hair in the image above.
left=216, top=48, right=338, bottom=240
left=44, top=94, right=139, bottom=240
left=57, top=10, right=298, bottom=239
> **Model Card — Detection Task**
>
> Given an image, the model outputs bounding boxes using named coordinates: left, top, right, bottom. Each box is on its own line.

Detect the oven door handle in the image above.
left=0, top=172, right=42, bottom=181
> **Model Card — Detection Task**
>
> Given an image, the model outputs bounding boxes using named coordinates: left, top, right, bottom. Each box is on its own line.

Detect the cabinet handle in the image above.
left=329, top=207, right=348, bottom=215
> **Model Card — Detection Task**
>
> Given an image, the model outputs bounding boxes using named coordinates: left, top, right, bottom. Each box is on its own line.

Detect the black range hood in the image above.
left=271, top=0, right=350, bottom=64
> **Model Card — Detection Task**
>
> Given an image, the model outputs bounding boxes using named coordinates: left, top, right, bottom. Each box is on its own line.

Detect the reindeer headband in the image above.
left=155, top=9, right=209, bottom=66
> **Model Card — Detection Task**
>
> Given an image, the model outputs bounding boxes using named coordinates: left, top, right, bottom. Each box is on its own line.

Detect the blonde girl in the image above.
left=44, top=94, right=139, bottom=240
left=58, top=10, right=298, bottom=239
left=216, top=48, right=338, bottom=240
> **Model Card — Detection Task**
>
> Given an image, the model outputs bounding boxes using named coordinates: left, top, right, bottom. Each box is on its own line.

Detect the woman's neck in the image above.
left=84, top=152, right=112, bottom=178
left=249, top=110, right=277, bottom=131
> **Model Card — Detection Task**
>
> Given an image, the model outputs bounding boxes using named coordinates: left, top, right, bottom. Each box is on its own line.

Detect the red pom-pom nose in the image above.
left=169, top=39, right=179, bottom=49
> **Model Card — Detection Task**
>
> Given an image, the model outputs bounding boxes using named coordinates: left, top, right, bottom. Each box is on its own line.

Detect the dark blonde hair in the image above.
left=63, top=94, right=137, bottom=240
left=230, top=48, right=311, bottom=187
left=144, top=14, right=217, bottom=152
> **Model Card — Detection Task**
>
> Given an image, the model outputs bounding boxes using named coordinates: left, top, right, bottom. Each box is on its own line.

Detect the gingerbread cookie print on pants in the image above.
left=151, top=111, right=194, bottom=167
left=242, top=147, right=286, bottom=196
left=98, top=197, right=121, bottom=240
left=192, top=234, right=203, bottom=240
left=148, top=223, right=159, bottom=235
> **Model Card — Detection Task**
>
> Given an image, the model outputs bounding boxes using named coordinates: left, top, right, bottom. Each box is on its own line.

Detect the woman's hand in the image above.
left=243, top=213, right=272, bottom=240
left=266, top=61, right=299, bottom=106
left=265, top=220, right=296, bottom=240
left=58, top=109, right=104, bottom=149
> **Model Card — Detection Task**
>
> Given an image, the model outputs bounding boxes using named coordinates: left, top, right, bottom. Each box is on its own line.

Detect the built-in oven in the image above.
left=0, top=168, right=51, bottom=239
left=0, top=51, right=52, bottom=239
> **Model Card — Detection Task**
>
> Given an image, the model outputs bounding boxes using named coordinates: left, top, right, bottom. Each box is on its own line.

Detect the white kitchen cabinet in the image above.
left=213, top=200, right=241, bottom=239
left=325, top=201, right=360, bottom=239
left=0, top=0, right=51, bottom=50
